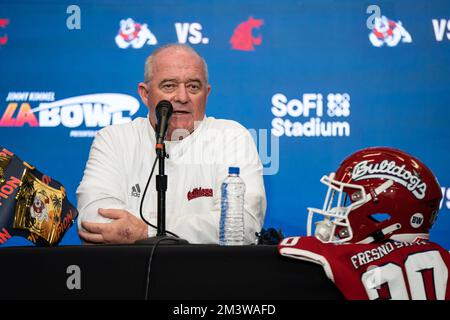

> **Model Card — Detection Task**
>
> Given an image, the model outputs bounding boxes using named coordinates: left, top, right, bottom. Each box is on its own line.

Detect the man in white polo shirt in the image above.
left=76, top=44, right=266, bottom=244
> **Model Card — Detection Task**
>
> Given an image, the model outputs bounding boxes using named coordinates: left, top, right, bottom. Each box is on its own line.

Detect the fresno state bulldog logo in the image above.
left=115, top=18, right=157, bottom=49
left=369, top=15, right=412, bottom=47
left=30, top=194, right=49, bottom=223
left=230, top=16, right=264, bottom=51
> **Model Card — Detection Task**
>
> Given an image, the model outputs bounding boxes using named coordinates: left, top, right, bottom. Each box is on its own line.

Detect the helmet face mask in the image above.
left=307, top=174, right=352, bottom=243
left=307, top=173, right=376, bottom=243
left=307, top=147, right=443, bottom=244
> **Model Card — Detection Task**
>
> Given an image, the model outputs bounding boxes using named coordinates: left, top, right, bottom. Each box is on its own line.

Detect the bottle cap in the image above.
left=228, top=167, right=240, bottom=175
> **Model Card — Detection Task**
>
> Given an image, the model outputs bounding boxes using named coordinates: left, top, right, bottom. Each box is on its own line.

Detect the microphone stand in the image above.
left=155, top=143, right=168, bottom=237
left=135, top=142, right=188, bottom=245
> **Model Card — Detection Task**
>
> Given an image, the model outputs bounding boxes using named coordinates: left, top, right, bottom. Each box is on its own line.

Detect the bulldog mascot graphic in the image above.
left=369, top=15, right=412, bottom=47
left=30, top=194, right=49, bottom=224
left=115, top=18, right=157, bottom=49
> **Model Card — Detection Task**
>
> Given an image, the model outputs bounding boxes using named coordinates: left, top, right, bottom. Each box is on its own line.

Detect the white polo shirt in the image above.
left=76, top=116, right=267, bottom=244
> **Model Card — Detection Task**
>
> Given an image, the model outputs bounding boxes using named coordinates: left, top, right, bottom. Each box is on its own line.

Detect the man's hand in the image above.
left=79, top=208, right=148, bottom=244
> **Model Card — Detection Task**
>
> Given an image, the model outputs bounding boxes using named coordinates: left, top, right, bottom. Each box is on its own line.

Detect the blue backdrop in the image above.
left=1, top=0, right=449, bottom=247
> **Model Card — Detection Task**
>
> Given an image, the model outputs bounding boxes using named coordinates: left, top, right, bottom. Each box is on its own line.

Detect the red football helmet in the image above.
left=307, top=147, right=442, bottom=244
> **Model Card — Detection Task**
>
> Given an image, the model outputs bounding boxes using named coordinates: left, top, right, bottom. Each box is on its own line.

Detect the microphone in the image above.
left=134, top=98, right=188, bottom=246
left=155, top=100, right=173, bottom=145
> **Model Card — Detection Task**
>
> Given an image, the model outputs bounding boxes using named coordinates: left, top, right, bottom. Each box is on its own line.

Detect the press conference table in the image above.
left=0, top=244, right=343, bottom=300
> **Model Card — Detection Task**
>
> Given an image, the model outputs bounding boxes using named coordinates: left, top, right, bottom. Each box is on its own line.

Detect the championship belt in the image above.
left=0, top=146, right=78, bottom=246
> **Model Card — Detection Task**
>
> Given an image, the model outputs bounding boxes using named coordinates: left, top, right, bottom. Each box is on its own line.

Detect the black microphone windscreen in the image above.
left=156, top=100, right=173, bottom=119
left=155, top=100, right=173, bottom=143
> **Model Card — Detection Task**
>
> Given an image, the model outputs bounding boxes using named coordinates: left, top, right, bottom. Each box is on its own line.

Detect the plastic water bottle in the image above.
left=219, top=167, right=246, bottom=245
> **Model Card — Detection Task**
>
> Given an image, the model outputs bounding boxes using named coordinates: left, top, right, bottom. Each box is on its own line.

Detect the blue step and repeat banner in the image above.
left=1, top=0, right=449, bottom=247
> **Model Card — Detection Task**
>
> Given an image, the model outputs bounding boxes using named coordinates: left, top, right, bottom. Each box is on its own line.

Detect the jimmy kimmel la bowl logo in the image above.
left=1, top=92, right=140, bottom=137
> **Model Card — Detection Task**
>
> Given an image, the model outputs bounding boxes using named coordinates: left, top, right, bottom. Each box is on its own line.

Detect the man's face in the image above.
left=138, top=48, right=211, bottom=140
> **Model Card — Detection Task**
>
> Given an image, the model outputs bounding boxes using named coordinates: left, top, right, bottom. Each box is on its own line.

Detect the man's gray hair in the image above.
left=144, top=43, right=209, bottom=83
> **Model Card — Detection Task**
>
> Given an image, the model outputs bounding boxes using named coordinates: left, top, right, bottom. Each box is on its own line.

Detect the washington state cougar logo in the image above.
left=0, top=18, right=9, bottom=46
left=230, top=16, right=264, bottom=51
left=115, top=18, right=157, bottom=49
left=369, top=15, right=412, bottom=47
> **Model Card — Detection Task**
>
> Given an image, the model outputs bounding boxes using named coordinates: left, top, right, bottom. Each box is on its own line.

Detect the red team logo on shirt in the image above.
left=187, top=187, right=213, bottom=201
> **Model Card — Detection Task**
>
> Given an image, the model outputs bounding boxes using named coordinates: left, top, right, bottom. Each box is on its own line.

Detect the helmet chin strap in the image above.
left=358, top=223, right=402, bottom=244
left=353, top=179, right=397, bottom=244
